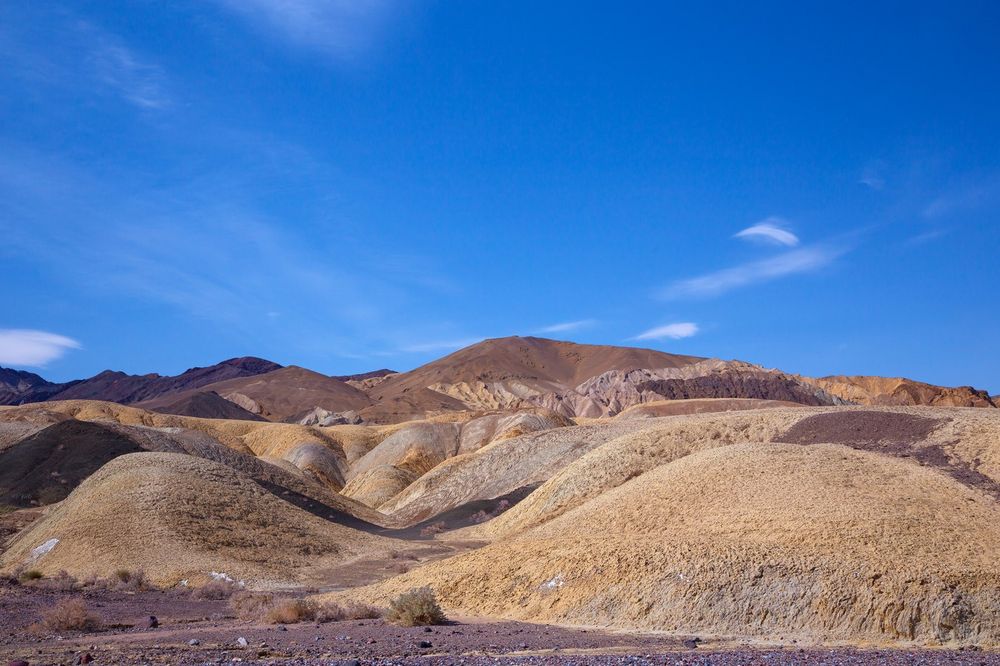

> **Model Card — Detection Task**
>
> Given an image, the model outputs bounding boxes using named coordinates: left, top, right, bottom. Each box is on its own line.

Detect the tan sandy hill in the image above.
left=374, top=418, right=663, bottom=525
left=138, top=365, right=374, bottom=422
left=339, top=409, right=571, bottom=510
left=0, top=400, right=377, bottom=499
left=0, top=405, right=391, bottom=529
left=136, top=390, right=267, bottom=421
left=1, top=452, right=398, bottom=587
left=332, top=407, right=1000, bottom=646
left=615, top=397, right=803, bottom=419
left=800, top=375, right=996, bottom=408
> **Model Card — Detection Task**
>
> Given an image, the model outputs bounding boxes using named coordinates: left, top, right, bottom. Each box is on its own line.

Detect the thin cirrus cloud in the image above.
left=659, top=244, right=847, bottom=300
left=399, top=337, right=484, bottom=354
left=213, top=0, right=396, bottom=59
left=733, top=217, right=800, bottom=247
left=536, top=319, right=597, bottom=334
left=0, top=329, right=81, bottom=367
left=632, top=322, right=699, bottom=341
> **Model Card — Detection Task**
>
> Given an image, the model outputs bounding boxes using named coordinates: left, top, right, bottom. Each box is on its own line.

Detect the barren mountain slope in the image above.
left=800, top=375, right=996, bottom=407
left=136, top=390, right=267, bottom=421
left=376, top=418, right=664, bottom=525
left=139, top=365, right=374, bottom=422
left=616, top=397, right=803, bottom=418
left=334, top=434, right=1000, bottom=645
left=469, top=406, right=999, bottom=542
left=1, top=453, right=398, bottom=587
left=361, top=337, right=703, bottom=420
left=45, top=357, right=281, bottom=404
left=0, top=401, right=356, bottom=491
left=0, top=368, right=78, bottom=405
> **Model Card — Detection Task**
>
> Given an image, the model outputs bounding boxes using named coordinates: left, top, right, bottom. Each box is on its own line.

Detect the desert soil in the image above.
left=2, top=586, right=998, bottom=665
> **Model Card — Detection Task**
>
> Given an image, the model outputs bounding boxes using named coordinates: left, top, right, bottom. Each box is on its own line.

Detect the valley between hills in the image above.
left=1, top=336, right=998, bottom=664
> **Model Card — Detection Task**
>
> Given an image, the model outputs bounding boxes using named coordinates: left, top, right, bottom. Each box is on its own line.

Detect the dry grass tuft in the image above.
left=230, top=593, right=380, bottom=624
left=27, top=570, right=79, bottom=592
left=384, top=587, right=445, bottom=626
left=191, top=577, right=242, bottom=600
left=18, top=569, right=44, bottom=583
left=35, top=597, right=101, bottom=633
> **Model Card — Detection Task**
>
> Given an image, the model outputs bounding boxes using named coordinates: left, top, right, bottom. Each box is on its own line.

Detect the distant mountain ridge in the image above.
left=0, top=357, right=280, bottom=407
left=1, top=337, right=994, bottom=421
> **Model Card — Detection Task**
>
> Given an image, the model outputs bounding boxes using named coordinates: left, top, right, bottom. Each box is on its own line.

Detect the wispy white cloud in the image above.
left=659, top=244, right=847, bottom=300
left=859, top=162, right=886, bottom=191
left=214, top=0, right=396, bottom=59
left=399, top=338, right=483, bottom=354
left=734, top=217, right=799, bottom=247
left=0, top=329, right=81, bottom=367
left=0, top=9, right=170, bottom=110
left=922, top=175, right=1000, bottom=219
left=86, top=32, right=170, bottom=109
left=536, top=319, right=597, bottom=334
left=905, top=228, right=949, bottom=246
left=632, top=322, right=699, bottom=341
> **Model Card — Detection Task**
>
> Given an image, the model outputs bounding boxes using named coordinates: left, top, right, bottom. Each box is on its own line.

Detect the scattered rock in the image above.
left=418, top=640, right=433, bottom=648
left=73, top=655, right=93, bottom=665
left=236, top=637, right=248, bottom=648
left=684, top=637, right=702, bottom=649
left=8, top=661, right=30, bottom=666
left=188, top=639, right=200, bottom=646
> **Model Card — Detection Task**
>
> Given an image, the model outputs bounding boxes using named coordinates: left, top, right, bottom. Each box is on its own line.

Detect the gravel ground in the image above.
left=2, top=586, right=997, bottom=665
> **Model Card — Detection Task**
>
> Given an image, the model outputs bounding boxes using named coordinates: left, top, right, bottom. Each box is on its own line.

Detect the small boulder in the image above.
left=683, top=637, right=701, bottom=649
left=418, top=640, right=432, bottom=649
left=188, top=639, right=200, bottom=646
left=8, top=661, right=31, bottom=666
left=236, top=637, right=248, bottom=648
left=145, top=615, right=159, bottom=629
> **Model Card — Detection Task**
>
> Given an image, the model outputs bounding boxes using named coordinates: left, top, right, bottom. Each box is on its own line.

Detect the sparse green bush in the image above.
left=385, top=587, right=446, bottom=626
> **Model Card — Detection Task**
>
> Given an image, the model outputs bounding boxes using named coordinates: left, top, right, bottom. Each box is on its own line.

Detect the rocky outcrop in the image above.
left=800, top=375, right=997, bottom=408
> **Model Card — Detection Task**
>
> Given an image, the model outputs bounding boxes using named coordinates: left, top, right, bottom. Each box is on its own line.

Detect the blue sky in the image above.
left=1, top=1, right=998, bottom=391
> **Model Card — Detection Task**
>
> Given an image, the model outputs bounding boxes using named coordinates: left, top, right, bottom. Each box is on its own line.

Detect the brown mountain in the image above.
left=140, top=365, right=374, bottom=422
left=43, top=357, right=281, bottom=405
left=138, top=390, right=268, bottom=421
left=799, top=375, right=996, bottom=408
left=0, top=367, right=78, bottom=405
left=360, top=336, right=704, bottom=422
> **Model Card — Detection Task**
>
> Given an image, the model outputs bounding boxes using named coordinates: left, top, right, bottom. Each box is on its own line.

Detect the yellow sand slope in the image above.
left=1, top=452, right=398, bottom=587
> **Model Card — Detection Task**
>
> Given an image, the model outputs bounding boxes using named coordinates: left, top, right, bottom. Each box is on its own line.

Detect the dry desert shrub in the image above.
left=35, top=597, right=101, bottom=633
left=384, top=587, right=445, bottom=626
left=108, top=568, right=149, bottom=591
left=191, top=577, right=242, bottom=600
left=232, top=594, right=381, bottom=624
left=18, top=569, right=44, bottom=583
left=265, top=598, right=315, bottom=624
left=419, top=521, right=446, bottom=537
left=229, top=591, right=275, bottom=620
left=28, top=570, right=80, bottom=592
